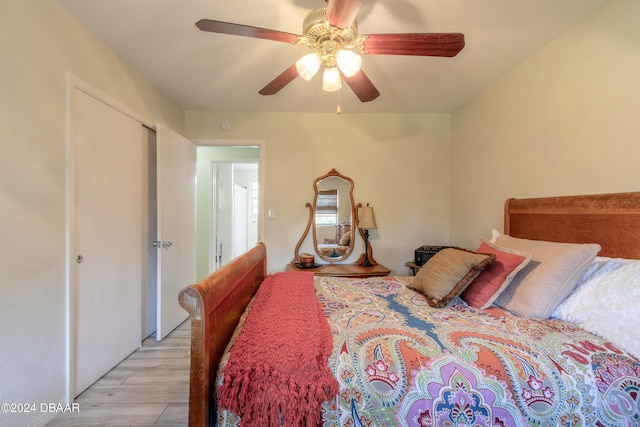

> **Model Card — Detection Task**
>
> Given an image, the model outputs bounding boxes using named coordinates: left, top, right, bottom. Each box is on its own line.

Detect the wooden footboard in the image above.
left=178, top=242, right=267, bottom=427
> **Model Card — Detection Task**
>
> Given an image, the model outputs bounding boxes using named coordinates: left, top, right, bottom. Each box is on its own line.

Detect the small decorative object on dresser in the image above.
left=299, top=253, right=315, bottom=268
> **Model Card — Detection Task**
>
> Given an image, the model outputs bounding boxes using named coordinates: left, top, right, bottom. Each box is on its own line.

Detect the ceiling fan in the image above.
left=196, top=0, right=465, bottom=103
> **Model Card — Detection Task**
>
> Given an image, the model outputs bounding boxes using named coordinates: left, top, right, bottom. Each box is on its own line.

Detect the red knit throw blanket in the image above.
left=217, top=271, right=338, bottom=426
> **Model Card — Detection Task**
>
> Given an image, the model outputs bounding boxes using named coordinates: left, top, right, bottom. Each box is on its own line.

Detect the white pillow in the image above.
left=553, top=257, right=640, bottom=359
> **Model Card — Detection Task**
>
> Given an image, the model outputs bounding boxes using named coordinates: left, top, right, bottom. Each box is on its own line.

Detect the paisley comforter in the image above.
left=216, top=275, right=640, bottom=426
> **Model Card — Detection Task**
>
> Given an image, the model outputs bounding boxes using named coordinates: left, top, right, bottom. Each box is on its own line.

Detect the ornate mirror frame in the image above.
left=293, top=169, right=357, bottom=263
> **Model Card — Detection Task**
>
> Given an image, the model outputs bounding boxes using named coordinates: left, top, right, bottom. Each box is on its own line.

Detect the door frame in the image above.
left=65, top=73, right=156, bottom=401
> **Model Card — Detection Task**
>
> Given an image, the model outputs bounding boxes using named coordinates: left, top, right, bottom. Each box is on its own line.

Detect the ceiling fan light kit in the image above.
left=322, top=66, right=342, bottom=92
left=336, top=49, right=362, bottom=78
left=296, top=53, right=322, bottom=81
left=196, top=0, right=465, bottom=103
left=298, top=7, right=362, bottom=91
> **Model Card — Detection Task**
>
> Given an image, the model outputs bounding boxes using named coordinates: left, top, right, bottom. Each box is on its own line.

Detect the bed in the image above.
left=179, top=192, right=640, bottom=427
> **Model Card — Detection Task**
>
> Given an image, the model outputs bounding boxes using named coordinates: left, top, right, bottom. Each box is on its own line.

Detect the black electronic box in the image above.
left=414, top=245, right=452, bottom=266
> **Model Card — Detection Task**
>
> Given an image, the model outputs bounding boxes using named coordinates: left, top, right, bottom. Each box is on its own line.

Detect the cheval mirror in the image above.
left=293, top=169, right=357, bottom=263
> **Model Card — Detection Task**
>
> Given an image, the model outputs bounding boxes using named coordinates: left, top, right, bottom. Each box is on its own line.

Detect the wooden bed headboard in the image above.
left=178, top=242, right=267, bottom=427
left=504, top=191, right=640, bottom=259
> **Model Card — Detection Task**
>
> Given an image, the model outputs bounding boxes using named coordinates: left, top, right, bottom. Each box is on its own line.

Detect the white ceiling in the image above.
left=55, top=0, right=610, bottom=114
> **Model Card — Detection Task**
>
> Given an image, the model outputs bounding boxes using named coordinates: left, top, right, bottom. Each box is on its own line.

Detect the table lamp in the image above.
left=358, top=203, right=377, bottom=267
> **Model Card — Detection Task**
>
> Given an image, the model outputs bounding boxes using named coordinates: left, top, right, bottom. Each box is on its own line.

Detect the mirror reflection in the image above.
left=313, top=171, right=355, bottom=262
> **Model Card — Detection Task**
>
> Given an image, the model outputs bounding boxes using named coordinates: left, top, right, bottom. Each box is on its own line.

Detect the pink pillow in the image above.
left=461, top=241, right=532, bottom=309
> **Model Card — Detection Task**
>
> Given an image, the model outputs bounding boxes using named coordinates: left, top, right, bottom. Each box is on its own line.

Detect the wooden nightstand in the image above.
left=286, top=263, right=391, bottom=278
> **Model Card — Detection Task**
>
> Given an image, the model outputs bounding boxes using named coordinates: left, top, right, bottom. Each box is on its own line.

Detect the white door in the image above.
left=155, top=124, right=196, bottom=340
left=72, top=88, right=142, bottom=395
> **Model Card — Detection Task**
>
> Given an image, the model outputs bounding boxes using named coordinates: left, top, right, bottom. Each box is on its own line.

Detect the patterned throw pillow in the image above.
left=408, top=248, right=495, bottom=308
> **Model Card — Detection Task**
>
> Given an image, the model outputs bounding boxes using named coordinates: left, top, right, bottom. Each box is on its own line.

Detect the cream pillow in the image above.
left=408, top=248, right=495, bottom=308
left=493, top=235, right=600, bottom=320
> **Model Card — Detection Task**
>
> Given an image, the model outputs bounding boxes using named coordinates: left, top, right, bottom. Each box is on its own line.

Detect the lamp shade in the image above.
left=322, top=66, right=342, bottom=92
left=358, top=205, right=377, bottom=229
left=336, top=49, right=362, bottom=78
left=296, top=52, right=322, bottom=81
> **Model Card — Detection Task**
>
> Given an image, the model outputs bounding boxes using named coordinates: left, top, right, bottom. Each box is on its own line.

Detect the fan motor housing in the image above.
left=302, top=7, right=358, bottom=47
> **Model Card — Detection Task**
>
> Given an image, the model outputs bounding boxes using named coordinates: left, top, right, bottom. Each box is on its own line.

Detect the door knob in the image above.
left=162, top=241, right=173, bottom=248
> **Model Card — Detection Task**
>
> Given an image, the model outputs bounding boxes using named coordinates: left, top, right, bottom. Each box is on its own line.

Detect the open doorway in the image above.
left=212, top=162, right=258, bottom=269
left=195, top=144, right=262, bottom=280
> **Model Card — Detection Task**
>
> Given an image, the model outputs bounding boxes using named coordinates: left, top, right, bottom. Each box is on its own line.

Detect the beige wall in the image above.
left=0, top=1, right=183, bottom=426
left=186, top=112, right=452, bottom=275
left=450, top=0, right=640, bottom=249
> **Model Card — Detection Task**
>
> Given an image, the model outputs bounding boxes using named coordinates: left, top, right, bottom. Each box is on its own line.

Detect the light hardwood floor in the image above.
left=47, top=320, right=191, bottom=427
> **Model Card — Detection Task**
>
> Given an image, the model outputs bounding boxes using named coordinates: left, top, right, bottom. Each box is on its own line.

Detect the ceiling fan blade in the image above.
left=259, top=65, right=299, bottom=96
left=362, top=33, right=465, bottom=57
left=326, top=0, right=363, bottom=30
left=195, top=19, right=299, bottom=44
left=341, top=69, right=380, bottom=103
